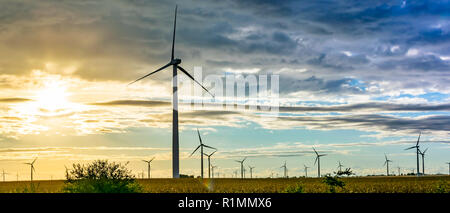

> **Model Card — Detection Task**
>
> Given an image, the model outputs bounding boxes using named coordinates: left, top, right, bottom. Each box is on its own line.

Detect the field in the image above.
left=0, top=176, right=448, bottom=193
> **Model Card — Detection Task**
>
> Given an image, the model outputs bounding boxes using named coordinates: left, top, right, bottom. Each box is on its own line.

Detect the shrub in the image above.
left=283, top=184, right=304, bottom=193
left=323, top=174, right=345, bottom=193
left=434, top=180, right=449, bottom=193
left=63, top=160, right=142, bottom=193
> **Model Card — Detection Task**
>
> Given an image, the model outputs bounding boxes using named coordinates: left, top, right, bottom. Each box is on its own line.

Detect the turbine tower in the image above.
left=304, top=164, right=310, bottom=177
left=280, top=161, right=287, bottom=178
left=211, top=165, right=217, bottom=178
left=24, top=158, right=37, bottom=181
left=190, top=129, right=216, bottom=178
left=248, top=166, right=255, bottom=179
left=235, top=157, right=247, bottom=179
left=405, top=132, right=421, bottom=176
left=129, top=5, right=213, bottom=178
left=203, top=150, right=217, bottom=179
left=418, top=148, right=428, bottom=175
left=447, top=162, right=450, bottom=175
left=397, top=166, right=401, bottom=176
left=142, top=157, right=155, bottom=179
left=383, top=154, right=392, bottom=176
left=313, top=147, right=326, bottom=177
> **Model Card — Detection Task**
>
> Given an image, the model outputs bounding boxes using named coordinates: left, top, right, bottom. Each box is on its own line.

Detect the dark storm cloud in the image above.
left=0, top=0, right=449, bottom=99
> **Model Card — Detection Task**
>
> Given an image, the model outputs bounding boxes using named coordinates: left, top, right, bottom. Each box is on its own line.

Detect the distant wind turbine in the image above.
left=190, top=129, right=216, bottom=178
left=313, top=147, right=326, bottom=177
left=383, top=154, right=392, bottom=176
left=337, top=161, right=344, bottom=172
left=204, top=150, right=217, bottom=179
left=128, top=5, right=213, bottom=178
left=211, top=165, right=217, bottom=178
left=2, top=170, right=8, bottom=182
left=397, top=166, right=401, bottom=176
left=418, top=148, right=428, bottom=175
left=24, top=158, right=37, bottom=181
left=248, top=166, right=255, bottom=179
left=235, top=157, right=247, bottom=179
left=280, top=161, right=287, bottom=178
left=405, top=132, right=421, bottom=176
left=304, top=164, right=310, bottom=177
left=142, top=157, right=155, bottom=179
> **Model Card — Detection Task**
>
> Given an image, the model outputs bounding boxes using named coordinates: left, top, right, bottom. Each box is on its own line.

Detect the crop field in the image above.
left=0, top=176, right=449, bottom=193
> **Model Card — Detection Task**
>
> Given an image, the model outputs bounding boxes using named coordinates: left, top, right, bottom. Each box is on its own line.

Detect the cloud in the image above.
left=0, top=98, right=31, bottom=103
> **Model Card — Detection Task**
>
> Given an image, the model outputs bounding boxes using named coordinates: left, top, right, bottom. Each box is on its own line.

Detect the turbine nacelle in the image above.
left=171, top=58, right=182, bottom=65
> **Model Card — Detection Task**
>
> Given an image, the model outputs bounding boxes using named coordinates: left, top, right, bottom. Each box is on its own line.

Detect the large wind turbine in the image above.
left=129, top=6, right=213, bottom=178
left=280, top=161, right=287, bottom=178
left=313, top=147, right=326, bottom=177
left=24, top=158, right=37, bottom=181
left=235, top=157, right=247, bottom=179
left=304, top=164, right=310, bottom=177
left=142, top=157, right=155, bottom=179
left=418, top=148, right=428, bottom=175
left=204, top=150, right=217, bottom=179
left=383, top=154, right=392, bottom=176
left=405, top=132, right=421, bottom=176
left=190, top=129, right=216, bottom=178
left=248, top=165, right=255, bottom=179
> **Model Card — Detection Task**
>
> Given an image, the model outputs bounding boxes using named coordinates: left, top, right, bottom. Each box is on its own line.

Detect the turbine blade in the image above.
left=314, top=156, right=318, bottom=165
left=150, top=157, right=155, bottom=162
left=197, top=129, right=203, bottom=145
left=210, top=150, right=217, bottom=156
left=423, top=148, right=428, bottom=154
left=142, top=160, right=149, bottom=163
left=128, top=63, right=171, bottom=85
left=203, top=144, right=216, bottom=150
left=171, top=5, right=177, bottom=60
left=190, top=145, right=201, bottom=157
left=416, top=131, right=421, bottom=146
left=32, top=158, right=37, bottom=164
left=177, top=66, right=214, bottom=98
left=405, top=146, right=416, bottom=150
left=243, top=157, right=247, bottom=162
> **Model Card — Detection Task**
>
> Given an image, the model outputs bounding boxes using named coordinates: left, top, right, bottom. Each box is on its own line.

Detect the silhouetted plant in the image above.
left=63, top=160, right=142, bottom=193
left=335, top=168, right=355, bottom=177
left=434, top=180, right=449, bottom=193
left=323, top=174, right=345, bottom=193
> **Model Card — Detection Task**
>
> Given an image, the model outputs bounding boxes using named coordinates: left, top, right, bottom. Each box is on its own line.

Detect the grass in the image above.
left=0, top=175, right=448, bottom=193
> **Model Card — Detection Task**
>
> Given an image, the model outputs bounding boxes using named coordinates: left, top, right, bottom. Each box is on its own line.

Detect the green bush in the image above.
left=434, top=180, right=449, bottom=193
left=63, top=160, right=142, bottom=193
left=323, top=174, right=345, bottom=193
left=283, top=184, right=304, bottom=193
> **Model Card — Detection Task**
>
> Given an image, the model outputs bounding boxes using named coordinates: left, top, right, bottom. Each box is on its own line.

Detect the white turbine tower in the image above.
left=418, top=148, right=428, bottom=175
left=204, top=150, right=217, bottom=179
left=383, top=154, right=392, bottom=176
left=280, top=161, right=287, bottom=178
left=313, top=147, right=326, bottom=177
left=128, top=5, right=213, bottom=178
left=24, top=158, right=37, bottom=181
left=235, top=157, right=247, bottom=179
left=248, top=165, right=255, bottom=179
left=304, top=164, right=310, bottom=177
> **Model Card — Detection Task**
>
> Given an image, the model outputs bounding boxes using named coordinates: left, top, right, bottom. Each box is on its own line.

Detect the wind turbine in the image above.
left=142, top=157, right=155, bottom=179
left=383, top=154, right=392, bottom=176
left=235, top=157, right=247, bottom=179
left=248, top=165, right=255, bottom=179
left=418, top=148, right=428, bottom=175
left=280, top=161, right=287, bottom=178
left=211, top=165, right=217, bottom=178
left=304, top=164, right=310, bottom=177
left=204, top=150, right=217, bottom=179
left=313, top=147, right=326, bottom=177
left=128, top=5, right=214, bottom=179
left=190, top=129, right=216, bottom=178
left=2, top=170, right=8, bottom=182
left=24, top=158, right=37, bottom=181
left=397, top=166, right=401, bottom=176
left=446, top=162, right=450, bottom=175
left=405, top=132, right=421, bottom=176
left=337, top=161, right=344, bottom=172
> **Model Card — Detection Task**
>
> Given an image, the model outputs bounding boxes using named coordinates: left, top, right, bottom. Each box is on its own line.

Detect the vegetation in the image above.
left=0, top=175, right=448, bottom=193
left=323, top=175, right=345, bottom=193
left=63, top=160, right=142, bottom=193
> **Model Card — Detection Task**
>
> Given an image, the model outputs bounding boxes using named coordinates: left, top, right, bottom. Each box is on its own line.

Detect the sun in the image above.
left=34, top=80, right=71, bottom=111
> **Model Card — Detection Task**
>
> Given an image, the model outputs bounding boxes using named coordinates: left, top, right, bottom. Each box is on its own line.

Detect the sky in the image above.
left=0, top=0, right=449, bottom=180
